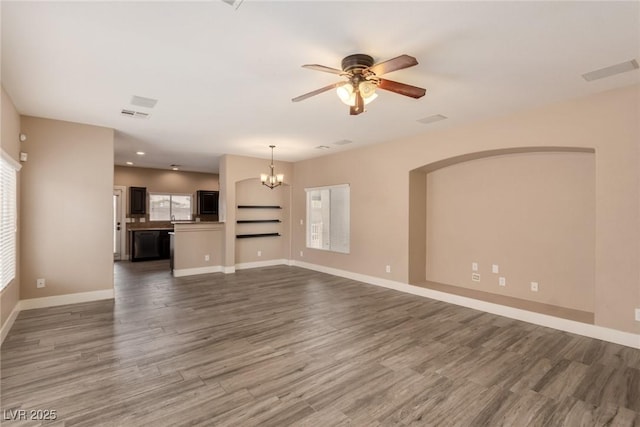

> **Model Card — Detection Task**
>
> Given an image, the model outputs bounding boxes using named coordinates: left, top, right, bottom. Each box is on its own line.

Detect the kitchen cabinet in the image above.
left=197, top=190, right=219, bottom=215
left=129, top=186, right=147, bottom=215
left=130, top=229, right=172, bottom=261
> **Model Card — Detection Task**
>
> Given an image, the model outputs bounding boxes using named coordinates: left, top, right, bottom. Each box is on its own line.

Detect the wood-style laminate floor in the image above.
left=2, top=261, right=639, bottom=426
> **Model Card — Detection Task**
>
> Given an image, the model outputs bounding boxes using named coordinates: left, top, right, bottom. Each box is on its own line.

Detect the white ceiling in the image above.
left=2, top=1, right=639, bottom=173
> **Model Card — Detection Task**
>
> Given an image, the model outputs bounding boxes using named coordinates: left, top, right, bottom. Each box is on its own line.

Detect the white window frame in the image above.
left=149, top=192, right=193, bottom=221
left=305, top=184, right=350, bottom=254
left=1, top=150, right=20, bottom=290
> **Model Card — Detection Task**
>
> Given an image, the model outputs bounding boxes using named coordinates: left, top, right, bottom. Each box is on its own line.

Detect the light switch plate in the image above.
left=492, top=264, right=499, bottom=274
left=499, top=277, right=506, bottom=287
left=472, top=262, right=478, bottom=272
left=531, top=281, right=539, bottom=292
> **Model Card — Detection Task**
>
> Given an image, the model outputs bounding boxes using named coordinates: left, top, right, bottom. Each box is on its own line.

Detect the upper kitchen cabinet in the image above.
left=197, top=190, right=219, bottom=215
left=129, top=186, right=147, bottom=215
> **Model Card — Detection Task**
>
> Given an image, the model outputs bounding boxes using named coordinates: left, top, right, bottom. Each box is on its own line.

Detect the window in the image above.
left=306, top=184, right=350, bottom=253
left=149, top=193, right=192, bottom=221
left=1, top=151, right=19, bottom=290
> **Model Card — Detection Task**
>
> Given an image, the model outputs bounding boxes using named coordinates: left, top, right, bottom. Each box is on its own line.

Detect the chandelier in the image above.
left=260, top=145, right=284, bottom=189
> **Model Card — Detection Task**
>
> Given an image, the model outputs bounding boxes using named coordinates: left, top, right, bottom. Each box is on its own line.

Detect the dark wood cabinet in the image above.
left=129, top=186, right=147, bottom=215
left=197, top=190, right=219, bottom=215
left=130, top=229, right=171, bottom=262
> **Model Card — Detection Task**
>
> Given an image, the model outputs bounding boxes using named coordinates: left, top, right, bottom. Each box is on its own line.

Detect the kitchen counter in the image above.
left=129, top=227, right=174, bottom=231
left=171, top=222, right=225, bottom=277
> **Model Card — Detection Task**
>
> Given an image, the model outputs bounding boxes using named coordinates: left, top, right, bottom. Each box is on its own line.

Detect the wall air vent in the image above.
left=417, top=114, right=448, bottom=125
left=121, top=109, right=150, bottom=119
left=582, top=59, right=639, bottom=82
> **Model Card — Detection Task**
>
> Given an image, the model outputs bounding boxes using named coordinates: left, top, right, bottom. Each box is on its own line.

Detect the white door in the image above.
left=113, top=189, right=123, bottom=260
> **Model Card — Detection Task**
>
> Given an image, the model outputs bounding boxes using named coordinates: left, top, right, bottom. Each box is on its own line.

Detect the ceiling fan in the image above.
left=292, top=53, right=426, bottom=115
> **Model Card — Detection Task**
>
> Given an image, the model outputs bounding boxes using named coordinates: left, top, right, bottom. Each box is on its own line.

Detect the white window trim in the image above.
left=305, top=183, right=350, bottom=254
left=1, top=150, right=21, bottom=291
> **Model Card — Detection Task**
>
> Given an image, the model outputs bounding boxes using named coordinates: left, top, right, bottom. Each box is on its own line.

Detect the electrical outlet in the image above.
left=204, top=254, right=210, bottom=261
left=472, top=273, right=481, bottom=282
left=385, top=265, right=391, bottom=273
left=635, top=308, right=640, bottom=322
left=37, top=278, right=45, bottom=288
left=257, top=250, right=262, bottom=257
left=499, top=277, right=506, bottom=287
left=492, top=264, right=499, bottom=274
left=531, top=281, right=539, bottom=292
left=299, top=250, right=303, bottom=257
left=300, top=219, right=303, bottom=225
left=472, top=262, right=478, bottom=272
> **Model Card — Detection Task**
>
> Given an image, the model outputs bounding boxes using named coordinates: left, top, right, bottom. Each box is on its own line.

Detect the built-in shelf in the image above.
left=237, top=205, right=282, bottom=209
left=236, top=219, right=281, bottom=223
left=236, top=233, right=281, bottom=239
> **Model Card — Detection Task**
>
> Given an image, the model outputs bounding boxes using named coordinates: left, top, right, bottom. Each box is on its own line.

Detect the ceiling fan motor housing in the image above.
left=341, top=54, right=374, bottom=72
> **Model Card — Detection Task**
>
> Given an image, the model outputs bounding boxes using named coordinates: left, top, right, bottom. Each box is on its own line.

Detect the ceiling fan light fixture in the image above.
left=359, top=80, right=377, bottom=98
left=336, top=83, right=354, bottom=105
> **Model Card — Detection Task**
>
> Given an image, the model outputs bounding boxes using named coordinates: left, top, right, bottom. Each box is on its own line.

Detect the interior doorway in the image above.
left=113, top=186, right=126, bottom=260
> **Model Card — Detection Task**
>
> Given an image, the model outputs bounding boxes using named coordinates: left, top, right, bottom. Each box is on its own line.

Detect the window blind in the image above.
left=1, top=151, right=19, bottom=290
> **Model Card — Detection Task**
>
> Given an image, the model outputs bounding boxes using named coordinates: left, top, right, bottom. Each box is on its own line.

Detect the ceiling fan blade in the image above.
left=350, top=91, right=365, bottom=115
left=302, top=64, right=344, bottom=75
left=378, top=78, right=426, bottom=99
left=292, top=82, right=343, bottom=102
left=369, top=54, right=418, bottom=76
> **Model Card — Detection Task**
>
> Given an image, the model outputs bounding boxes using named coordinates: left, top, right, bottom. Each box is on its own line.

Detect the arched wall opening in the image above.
left=234, top=177, right=291, bottom=266
left=409, top=147, right=596, bottom=323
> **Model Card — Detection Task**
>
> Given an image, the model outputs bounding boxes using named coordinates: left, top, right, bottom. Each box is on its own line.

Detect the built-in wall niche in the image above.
left=234, top=178, right=289, bottom=263
left=408, top=147, right=596, bottom=323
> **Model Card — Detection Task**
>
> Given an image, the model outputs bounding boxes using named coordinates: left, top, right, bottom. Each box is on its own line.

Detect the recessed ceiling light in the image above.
left=136, top=151, right=145, bottom=156
left=582, top=59, right=639, bottom=82
left=316, top=145, right=331, bottom=150
left=126, top=161, right=133, bottom=165
left=172, top=167, right=179, bottom=171
left=417, top=114, right=448, bottom=125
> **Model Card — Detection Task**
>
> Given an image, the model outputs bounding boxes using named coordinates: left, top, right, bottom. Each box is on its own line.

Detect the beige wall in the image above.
left=114, top=165, right=218, bottom=196
left=291, top=84, right=640, bottom=334
left=424, top=151, right=595, bottom=313
left=0, top=87, right=21, bottom=329
left=173, top=223, right=224, bottom=271
left=220, top=155, right=293, bottom=268
left=20, top=116, right=114, bottom=299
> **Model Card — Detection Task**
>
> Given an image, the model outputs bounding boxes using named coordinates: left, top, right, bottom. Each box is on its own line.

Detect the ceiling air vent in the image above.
left=130, top=95, right=158, bottom=109
left=582, top=59, right=639, bottom=82
left=221, top=0, right=244, bottom=9
left=121, top=109, right=150, bottom=119
left=417, top=114, right=447, bottom=125
left=334, top=139, right=353, bottom=146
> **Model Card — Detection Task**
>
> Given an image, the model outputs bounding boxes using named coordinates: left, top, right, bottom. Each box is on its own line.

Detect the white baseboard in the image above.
left=19, top=289, right=115, bottom=311
left=173, top=265, right=222, bottom=277
left=235, top=259, right=289, bottom=270
left=0, top=303, right=21, bottom=345
left=292, top=260, right=640, bottom=349
left=223, top=266, right=236, bottom=274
